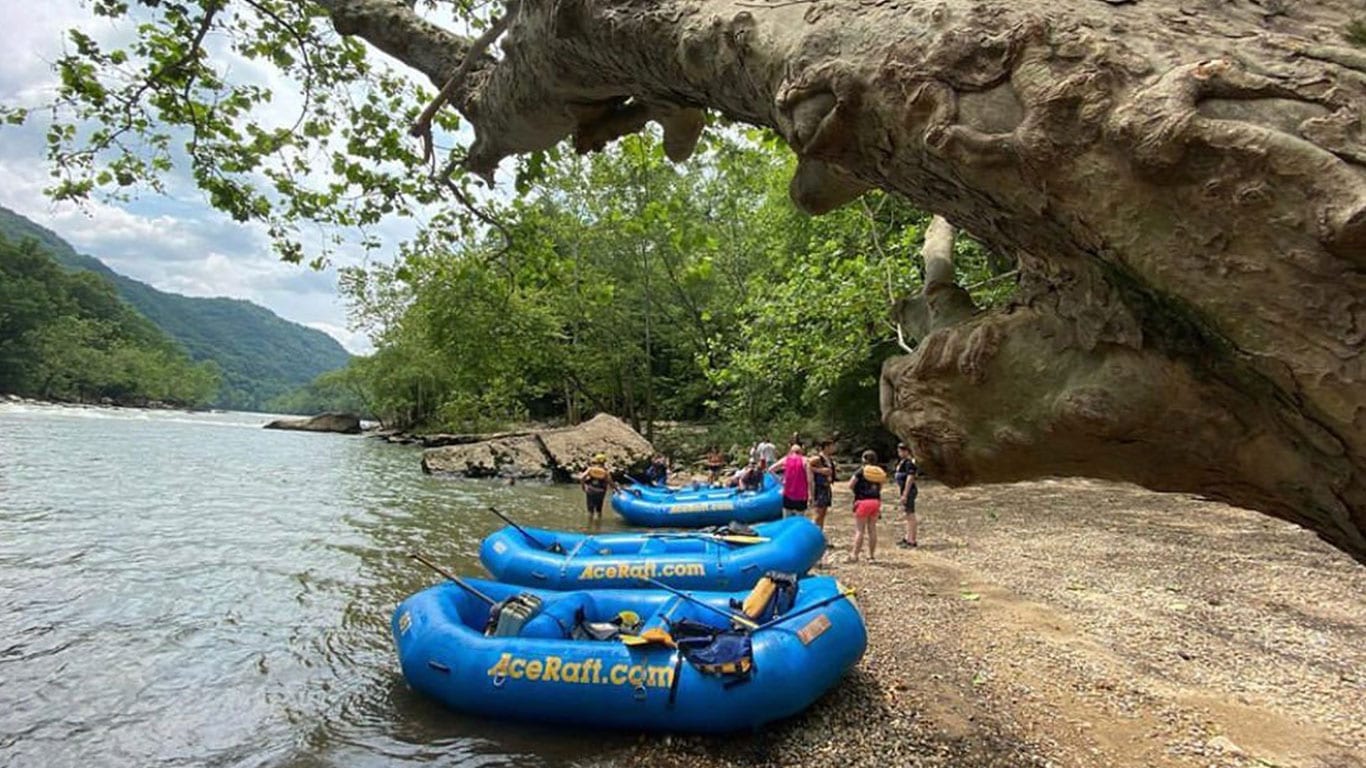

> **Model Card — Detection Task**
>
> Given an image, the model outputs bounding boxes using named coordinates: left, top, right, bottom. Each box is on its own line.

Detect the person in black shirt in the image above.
left=644, top=455, right=669, bottom=487
left=847, top=450, right=886, bottom=562
left=580, top=454, right=614, bottom=530
left=894, top=442, right=919, bottom=548
left=809, top=439, right=836, bottom=531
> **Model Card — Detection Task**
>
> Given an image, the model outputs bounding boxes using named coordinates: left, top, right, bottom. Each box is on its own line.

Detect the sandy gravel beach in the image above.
left=595, top=478, right=1366, bottom=768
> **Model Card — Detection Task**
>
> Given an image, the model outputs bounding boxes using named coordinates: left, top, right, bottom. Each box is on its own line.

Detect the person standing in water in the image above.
left=580, top=453, right=613, bottom=530
left=848, top=450, right=887, bottom=562
left=774, top=443, right=814, bottom=518
left=808, top=439, right=836, bottom=531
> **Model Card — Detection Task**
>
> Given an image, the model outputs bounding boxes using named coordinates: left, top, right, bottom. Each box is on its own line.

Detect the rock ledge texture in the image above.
left=419, top=413, right=653, bottom=480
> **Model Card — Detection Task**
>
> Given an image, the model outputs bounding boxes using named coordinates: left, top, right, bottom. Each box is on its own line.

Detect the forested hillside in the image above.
left=0, top=206, right=351, bottom=410
left=0, top=236, right=220, bottom=406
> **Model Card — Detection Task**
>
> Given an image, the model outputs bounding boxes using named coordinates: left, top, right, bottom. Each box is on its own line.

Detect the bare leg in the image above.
left=849, top=517, right=865, bottom=562
left=906, top=513, right=918, bottom=546
left=868, top=514, right=878, bottom=560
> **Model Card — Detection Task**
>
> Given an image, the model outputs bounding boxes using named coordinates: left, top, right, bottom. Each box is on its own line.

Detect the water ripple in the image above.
left=1, top=405, right=621, bottom=768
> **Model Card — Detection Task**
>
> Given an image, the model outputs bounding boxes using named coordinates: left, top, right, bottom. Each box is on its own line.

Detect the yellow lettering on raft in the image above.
left=577, top=562, right=706, bottom=580
left=487, top=653, right=512, bottom=678
left=669, top=502, right=735, bottom=514
left=647, top=665, right=674, bottom=688
left=491, top=655, right=671, bottom=688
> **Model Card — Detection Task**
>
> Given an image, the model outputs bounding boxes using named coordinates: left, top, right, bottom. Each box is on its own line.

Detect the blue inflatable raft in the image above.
left=480, top=517, right=826, bottom=591
left=392, top=575, right=865, bottom=732
left=612, top=474, right=783, bottom=527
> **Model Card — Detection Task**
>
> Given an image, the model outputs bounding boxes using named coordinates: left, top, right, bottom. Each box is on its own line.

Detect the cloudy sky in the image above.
left=0, top=3, right=458, bottom=355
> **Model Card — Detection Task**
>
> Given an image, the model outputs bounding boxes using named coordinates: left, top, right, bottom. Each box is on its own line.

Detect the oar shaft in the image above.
left=642, top=577, right=758, bottom=629
left=754, top=589, right=855, bottom=631
left=410, top=553, right=496, bottom=606
left=488, top=506, right=552, bottom=551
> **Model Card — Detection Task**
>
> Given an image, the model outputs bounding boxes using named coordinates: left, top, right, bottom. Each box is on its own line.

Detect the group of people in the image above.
left=714, top=436, right=920, bottom=562
left=579, top=438, right=921, bottom=561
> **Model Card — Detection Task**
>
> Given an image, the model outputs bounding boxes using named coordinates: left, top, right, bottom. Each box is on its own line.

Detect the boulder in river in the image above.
left=538, top=414, right=654, bottom=478
left=420, top=414, right=653, bottom=481
left=263, top=412, right=362, bottom=434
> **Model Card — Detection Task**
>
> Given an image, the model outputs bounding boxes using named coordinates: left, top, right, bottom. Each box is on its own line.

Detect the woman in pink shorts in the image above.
left=847, top=450, right=886, bottom=562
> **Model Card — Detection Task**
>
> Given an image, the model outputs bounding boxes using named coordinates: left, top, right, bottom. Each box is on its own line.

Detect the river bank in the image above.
left=597, top=478, right=1366, bottom=768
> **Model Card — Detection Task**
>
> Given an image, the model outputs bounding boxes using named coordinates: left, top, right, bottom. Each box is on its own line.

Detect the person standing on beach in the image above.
left=704, top=446, right=726, bottom=485
left=752, top=437, right=778, bottom=470
left=848, top=450, right=887, bottom=562
left=580, top=453, right=613, bottom=530
left=808, top=440, right=836, bottom=531
left=894, top=442, right=919, bottom=548
left=774, top=443, right=814, bottom=518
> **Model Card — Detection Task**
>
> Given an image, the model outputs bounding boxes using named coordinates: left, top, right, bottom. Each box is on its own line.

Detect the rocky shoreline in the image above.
left=1, top=392, right=200, bottom=411
left=592, top=479, right=1366, bottom=768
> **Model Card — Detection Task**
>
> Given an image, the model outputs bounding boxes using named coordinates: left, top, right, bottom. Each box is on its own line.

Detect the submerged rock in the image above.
left=420, top=414, right=653, bottom=481
left=263, top=412, right=362, bottom=434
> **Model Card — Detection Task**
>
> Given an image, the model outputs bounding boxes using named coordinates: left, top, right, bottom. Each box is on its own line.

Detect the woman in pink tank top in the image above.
left=775, top=444, right=814, bottom=518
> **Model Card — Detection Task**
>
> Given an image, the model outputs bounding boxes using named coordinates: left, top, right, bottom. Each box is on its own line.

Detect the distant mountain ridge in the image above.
left=0, top=205, right=351, bottom=410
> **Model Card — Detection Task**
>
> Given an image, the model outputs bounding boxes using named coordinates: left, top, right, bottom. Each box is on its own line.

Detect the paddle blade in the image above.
left=620, top=628, right=676, bottom=647
left=716, top=535, right=768, bottom=545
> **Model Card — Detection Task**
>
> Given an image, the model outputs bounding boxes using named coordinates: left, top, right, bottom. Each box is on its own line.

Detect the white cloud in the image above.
left=0, top=0, right=428, bottom=355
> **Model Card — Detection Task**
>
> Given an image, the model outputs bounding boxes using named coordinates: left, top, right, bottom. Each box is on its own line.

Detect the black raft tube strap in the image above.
left=667, top=650, right=684, bottom=707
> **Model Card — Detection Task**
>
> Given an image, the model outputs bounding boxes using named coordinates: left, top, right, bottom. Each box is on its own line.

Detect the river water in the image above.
left=0, top=403, right=638, bottom=768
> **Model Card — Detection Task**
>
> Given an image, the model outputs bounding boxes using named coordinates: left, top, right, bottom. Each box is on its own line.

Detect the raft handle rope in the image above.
left=410, top=552, right=496, bottom=606
left=488, top=506, right=564, bottom=553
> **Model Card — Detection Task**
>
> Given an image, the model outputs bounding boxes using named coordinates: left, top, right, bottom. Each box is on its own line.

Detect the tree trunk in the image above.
left=324, top=0, right=1366, bottom=560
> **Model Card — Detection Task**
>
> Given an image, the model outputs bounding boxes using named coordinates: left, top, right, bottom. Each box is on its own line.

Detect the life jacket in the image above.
left=894, top=458, right=917, bottom=490
left=733, top=571, right=799, bottom=622
left=811, top=454, right=834, bottom=488
left=668, top=618, right=754, bottom=678
left=853, top=466, right=885, bottom=499
left=584, top=465, right=609, bottom=492
left=739, top=468, right=763, bottom=490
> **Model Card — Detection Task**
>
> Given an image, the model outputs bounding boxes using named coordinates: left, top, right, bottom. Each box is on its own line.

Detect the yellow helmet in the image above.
left=593, top=453, right=608, bottom=464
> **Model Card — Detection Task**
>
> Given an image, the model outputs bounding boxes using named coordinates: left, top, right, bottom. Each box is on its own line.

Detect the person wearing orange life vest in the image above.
left=847, top=450, right=887, bottom=562
left=580, top=453, right=614, bottom=530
